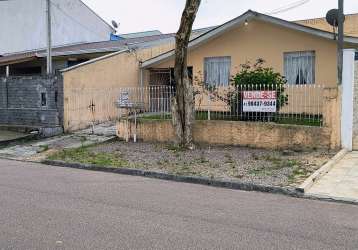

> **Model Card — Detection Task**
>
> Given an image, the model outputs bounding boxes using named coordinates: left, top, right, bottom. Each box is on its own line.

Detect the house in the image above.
left=0, top=0, right=114, bottom=55
left=295, top=13, right=358, bottom=37
left=0, top=33, right=176, bottom=76
left=59, top=10, right=358, bottom=133
left=0, top=36, right=176, bottom=133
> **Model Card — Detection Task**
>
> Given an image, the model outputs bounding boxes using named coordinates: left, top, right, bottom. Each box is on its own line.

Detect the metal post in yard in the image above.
left=5, top=65, right=9, bottom=77
left=337, top=0, right=344, bottom=85
left=46, top=0, right=53, bottom=75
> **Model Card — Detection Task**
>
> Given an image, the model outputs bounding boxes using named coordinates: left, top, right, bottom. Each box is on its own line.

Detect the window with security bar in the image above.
left=204, top=56, right=231, bottom=86
left=284, top=51, right=315, bottom=85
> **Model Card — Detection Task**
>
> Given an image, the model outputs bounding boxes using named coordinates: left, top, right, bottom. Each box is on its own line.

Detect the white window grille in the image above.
left=204, top=56, right=231, bottom=86
left=284, top=51, right=315, bottom=85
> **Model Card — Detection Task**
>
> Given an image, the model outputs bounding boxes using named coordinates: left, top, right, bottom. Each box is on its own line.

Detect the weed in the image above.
left=38, top=144, right=49, bottom=153
left=48, top=147, right=127, bottom=168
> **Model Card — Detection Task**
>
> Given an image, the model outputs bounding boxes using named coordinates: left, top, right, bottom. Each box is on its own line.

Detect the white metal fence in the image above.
left=115, top=84, right=324, bottom=126
left=64, top=84, right=325, bottom=131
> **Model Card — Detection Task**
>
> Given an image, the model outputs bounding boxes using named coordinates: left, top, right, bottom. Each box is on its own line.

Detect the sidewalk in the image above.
left=307, top=151, right=358, bottom=202
left=0, top=130, right=33, bottom=144
left=0, top=122, right=116, bottom=162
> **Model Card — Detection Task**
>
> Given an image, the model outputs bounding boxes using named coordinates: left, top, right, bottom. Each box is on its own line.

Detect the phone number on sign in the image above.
left=243, top=99, right=277, bottom=112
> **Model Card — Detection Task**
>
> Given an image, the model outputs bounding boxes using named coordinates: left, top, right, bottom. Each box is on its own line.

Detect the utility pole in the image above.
left=46, top=0, right=52, bottom=75
left=337, top=0, right=344, bottom=85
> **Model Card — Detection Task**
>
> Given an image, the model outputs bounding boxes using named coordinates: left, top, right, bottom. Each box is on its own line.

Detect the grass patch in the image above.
left=139, top=112, right=322, bottom=127
left=48, top=146, right=128, bottom=168
left=249, top=155, right=300, bottom=176
left=38, top=144, right=49, bottom=153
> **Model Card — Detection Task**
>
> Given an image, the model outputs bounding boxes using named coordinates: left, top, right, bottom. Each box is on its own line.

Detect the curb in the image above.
left=41, top=160, right=358, bottom=206
left=42, top=159, right=299, bottom=197
left=296, top=149, right=348, bottom=193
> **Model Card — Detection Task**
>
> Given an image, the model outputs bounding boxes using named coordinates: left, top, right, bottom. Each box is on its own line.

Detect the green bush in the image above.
left=230, top=59, right=288, bottom=121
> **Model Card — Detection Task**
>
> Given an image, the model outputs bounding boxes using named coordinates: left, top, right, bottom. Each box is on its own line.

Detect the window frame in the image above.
left=204, top=56, right=231, bottom=87
left=283, top=51, right=316, bottom=85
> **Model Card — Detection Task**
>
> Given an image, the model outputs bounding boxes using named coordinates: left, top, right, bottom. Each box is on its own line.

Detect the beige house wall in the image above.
left=296, top=14, right=358, bottom=37
left=147, top=20, right=343, bottom=115
left=62, top=41, right=175, bottom=132
left=153, top=20, right=339, bottom=87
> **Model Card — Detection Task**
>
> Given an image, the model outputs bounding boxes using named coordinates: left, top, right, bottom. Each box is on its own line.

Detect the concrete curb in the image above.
left=296, top=149, right=348, bottom=193
left=42, top=159, right=299, bottom=197
left=41, top=160, right=358, bottom=206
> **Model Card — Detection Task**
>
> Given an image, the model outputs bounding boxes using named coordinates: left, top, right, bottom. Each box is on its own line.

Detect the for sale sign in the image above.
left=242, top=91, right=277, bottom=113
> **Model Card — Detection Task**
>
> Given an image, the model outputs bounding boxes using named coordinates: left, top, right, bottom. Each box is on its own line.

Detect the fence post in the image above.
left=341, top=49, right=356, bottom=151
left=323, top=87, right=340, bottom=149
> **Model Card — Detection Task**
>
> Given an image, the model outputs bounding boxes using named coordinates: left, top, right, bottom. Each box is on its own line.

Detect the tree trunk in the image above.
left=172, top=0, right=201, bottom=149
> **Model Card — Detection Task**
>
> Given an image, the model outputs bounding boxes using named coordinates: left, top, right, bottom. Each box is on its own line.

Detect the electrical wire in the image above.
left=265, top=0, right=310, bottom=15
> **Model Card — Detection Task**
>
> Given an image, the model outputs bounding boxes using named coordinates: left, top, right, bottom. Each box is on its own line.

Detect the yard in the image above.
left=48, top=140, right=335, bottom=188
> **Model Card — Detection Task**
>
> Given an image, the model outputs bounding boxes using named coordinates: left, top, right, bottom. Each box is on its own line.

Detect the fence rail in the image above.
left=115, top=84, right=324, bottom=127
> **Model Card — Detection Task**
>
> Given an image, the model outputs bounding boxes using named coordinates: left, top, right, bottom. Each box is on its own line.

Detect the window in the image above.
left=204, top=57, right=231, bottom=86
left=41, top=92, right=47, bottom=107
left=284, top=51, right=315, bottom=84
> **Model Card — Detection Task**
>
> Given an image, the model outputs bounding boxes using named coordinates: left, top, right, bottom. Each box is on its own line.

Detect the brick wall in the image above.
left=0, top=75, right=63, bottom=127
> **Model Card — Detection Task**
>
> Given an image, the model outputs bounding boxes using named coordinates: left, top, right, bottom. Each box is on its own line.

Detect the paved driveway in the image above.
left=308, top=151, right=358, bottom=202
left=1, top=159, right=358, bottom=250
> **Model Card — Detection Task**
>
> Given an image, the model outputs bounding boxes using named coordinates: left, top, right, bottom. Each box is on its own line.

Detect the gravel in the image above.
left=88, top=141, right=336, bottom=188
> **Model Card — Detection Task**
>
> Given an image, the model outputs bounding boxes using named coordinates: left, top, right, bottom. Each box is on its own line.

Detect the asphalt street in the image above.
left=0, top=159, right=357, bottom=250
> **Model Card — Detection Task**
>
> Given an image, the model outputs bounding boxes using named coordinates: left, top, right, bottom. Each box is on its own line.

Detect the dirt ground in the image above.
left=49, top=140, right=336, bottom=188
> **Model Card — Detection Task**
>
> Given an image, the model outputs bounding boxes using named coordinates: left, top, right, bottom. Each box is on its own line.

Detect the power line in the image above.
left=265, top=0, right=310, bottom=15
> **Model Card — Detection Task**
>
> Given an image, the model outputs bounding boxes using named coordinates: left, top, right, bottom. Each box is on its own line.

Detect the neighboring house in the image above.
left=296, top=13, right=358, bottom=37
left=0, top=34, right=176, bottom=76
left=0, top=36, right=176, bottom=132
left=0, top=0, right=114, bottom=55
left=0, top=27, right=213, bottom=76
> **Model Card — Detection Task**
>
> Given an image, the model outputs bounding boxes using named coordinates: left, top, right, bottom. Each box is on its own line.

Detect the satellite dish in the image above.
left=326, top=9, right=345, bottom=27
left=111, top=20, right=119, bottom=29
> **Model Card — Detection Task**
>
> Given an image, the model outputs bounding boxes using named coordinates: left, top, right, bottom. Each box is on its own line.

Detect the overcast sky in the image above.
left=82, top=0, right=358, bottom=34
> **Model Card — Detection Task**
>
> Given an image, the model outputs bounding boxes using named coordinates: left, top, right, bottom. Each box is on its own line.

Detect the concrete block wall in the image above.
left=0, top=75, right=63, bottom=127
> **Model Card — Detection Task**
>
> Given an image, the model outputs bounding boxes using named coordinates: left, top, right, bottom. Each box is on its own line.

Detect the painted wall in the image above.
left=117, top=119, right=333, bottom=150
left=0, top=0, right=112, bottom=54
left=296, top=14, right=358, bottom=37
left=153, top=20, right=339, bottom=87
left=62, top=41, right=175, bottom=131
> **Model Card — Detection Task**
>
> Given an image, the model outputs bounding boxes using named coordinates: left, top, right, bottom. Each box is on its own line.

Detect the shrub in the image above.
left=230, top=59, right=288, bottom=121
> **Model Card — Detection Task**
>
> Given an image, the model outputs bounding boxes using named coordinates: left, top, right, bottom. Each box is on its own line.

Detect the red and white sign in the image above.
left=242, top=91, right=277, bottom=113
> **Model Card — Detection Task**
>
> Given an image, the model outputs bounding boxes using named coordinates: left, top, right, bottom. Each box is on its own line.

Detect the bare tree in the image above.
left=172, top=0, right=201, bottom=149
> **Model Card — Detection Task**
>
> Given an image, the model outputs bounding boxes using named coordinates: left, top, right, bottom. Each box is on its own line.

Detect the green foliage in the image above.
left=230, top=59, right=289, bottom=120
left=49, top=146, right=128, bottom=168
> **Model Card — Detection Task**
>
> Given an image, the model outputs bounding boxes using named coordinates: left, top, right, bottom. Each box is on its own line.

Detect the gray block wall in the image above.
left=0, top=75, right=63, bottom=127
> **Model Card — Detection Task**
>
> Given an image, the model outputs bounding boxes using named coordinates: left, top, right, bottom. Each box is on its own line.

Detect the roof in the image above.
left=142, top=10, right=358, bottom=69
left=295, top=13, right=358, bottom=37
left=120, top=30, right=163, bottom=39
left=0, top=34, right=175, bottom=66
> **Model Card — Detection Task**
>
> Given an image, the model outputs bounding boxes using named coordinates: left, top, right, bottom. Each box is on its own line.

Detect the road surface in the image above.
left=0, top=159, right=357, bottom=249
